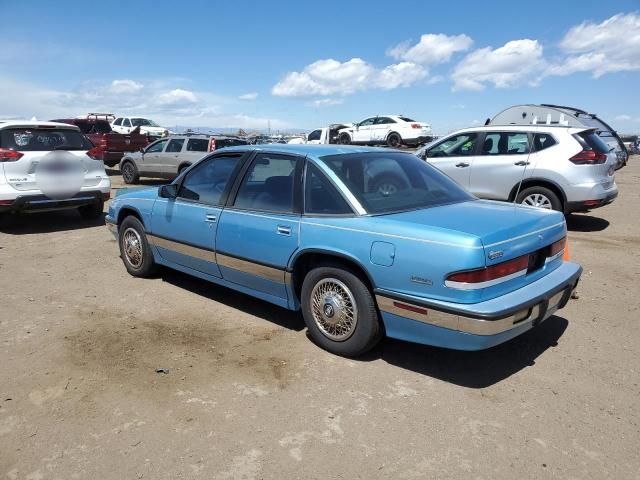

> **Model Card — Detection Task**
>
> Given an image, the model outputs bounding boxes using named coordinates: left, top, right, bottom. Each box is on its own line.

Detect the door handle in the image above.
left=277, top=225, right=291, bottom=236
left=455, top=162, right=470, bottom=168
left=514, top=161, right=530, bottom=166
left=205, top=214, right=217, bottom=223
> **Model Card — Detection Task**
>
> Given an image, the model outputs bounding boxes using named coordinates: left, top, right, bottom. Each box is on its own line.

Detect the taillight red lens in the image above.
left=87, top=146, right=103, bottom=160
left=411, top=123, right=421, bottom=129
left=447, top=255, right=529, bottom=285
left=570, top=150, right=607, bottom=165
left=549, top=237, right=565, bottom=257
left=208, top=138, right=216, bottom=151
left=0, top=148, right=24, bottom=162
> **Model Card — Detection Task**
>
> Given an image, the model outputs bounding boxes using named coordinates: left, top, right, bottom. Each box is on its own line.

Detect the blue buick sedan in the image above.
left=106, top=145, right=581, bottom=357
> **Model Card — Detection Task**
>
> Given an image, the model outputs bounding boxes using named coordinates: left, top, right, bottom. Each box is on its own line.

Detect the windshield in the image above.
left=131, top=118, right=160, bottom=127
left=318, top=152, right=474, bottom=214
left=0, top=128, right=93, bottom=151
left=76, top=120, right=112, bottom=134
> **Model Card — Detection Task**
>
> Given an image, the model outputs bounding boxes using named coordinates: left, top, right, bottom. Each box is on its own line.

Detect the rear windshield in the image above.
left=74, top=120, right=112, bottom=134
left=575, top=131, right=610, bottom=154
left=0, top=128, right=92, bottom=151
left=318, top=152, right=473, bottom=214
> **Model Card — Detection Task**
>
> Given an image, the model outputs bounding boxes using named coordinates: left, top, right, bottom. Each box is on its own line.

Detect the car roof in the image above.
left=445, top=125, right=587, bottom=135
left=0, top=120, right=81, bottom=130
left=219, top=144, right=403, bottom=157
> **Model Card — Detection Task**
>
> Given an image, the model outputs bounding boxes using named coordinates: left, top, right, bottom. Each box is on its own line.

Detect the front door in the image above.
left=216, top=152, right=303, bottom=300
left=352, top=117, right=376, bottom=143
left=469, top=131, right=533, bottom=200
left=426, top=132, right=479, bottom=188
left=150, top=153, right=245, bottom=277
left=140, top=139, right=168, bottom=175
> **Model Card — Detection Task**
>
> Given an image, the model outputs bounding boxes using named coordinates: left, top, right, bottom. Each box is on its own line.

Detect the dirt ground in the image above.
left=1, top=157, right=639, bottom=480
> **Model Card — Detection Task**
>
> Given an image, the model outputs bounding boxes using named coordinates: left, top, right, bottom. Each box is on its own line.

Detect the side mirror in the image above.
left=139, top=146, right=146, bottom=153
left=159, top=184, right=178, bottom=199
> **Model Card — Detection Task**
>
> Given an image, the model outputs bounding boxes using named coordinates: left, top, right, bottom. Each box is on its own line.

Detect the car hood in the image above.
left=139, top=126, right=166, bottom=133
left=378, top=199, right=566, bottom=265
left=114, top=186, right=158, bottom=199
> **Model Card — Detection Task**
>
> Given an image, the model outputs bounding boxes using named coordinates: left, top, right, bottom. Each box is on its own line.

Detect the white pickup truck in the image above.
left=288, top=124, right=351, bottom=145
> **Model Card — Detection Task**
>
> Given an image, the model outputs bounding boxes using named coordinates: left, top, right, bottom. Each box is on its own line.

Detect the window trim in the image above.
left=145, top=138, right=169, bottom=154
left=226, top=151, right=304, bottom=215
left=302, top=160, right=356, bottom=217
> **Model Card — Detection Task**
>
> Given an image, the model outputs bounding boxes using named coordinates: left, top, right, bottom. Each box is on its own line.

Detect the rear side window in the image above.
left=533, top=133, right=557, bottom=152
left=123, top=119, right=132, bottom=127
left=0, top=128, right=92, bottom=151
left=575, top=131, right=610, bottom=153
left=305, top=163, right=352, bottom=215
left=187, top=138, right=209, bottom=151
left=166, top=139, right=185, bottom=153
left=481, top=132, right=530, bottom=155
left=234, top=154, right=298, bottom=212
left=399, top=117, right=415, bottom=122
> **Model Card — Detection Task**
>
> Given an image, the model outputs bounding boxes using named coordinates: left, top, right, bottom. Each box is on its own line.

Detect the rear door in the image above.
left=425, top=132, right=479, bottom=188
left=371, top=117, right=394, bottom=142
left=469, top=131, right=533, bottom=200
left=159, top=138, right=185, bottom=175
left=150, top=152, right=246, bottom=277
left=216, top=152, right=303, bottom=300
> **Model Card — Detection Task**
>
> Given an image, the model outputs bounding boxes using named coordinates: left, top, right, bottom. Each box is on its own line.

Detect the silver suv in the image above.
left=415, top=125, right=618, bottom=214
left=119, top=134, right=248, bottom=184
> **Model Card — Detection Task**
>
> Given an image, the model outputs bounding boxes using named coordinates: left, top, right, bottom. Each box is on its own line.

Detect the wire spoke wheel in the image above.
left=310, top=278, right=358, bottom=341
left=522, top=193, right=552, bottom=209
left=122, top=227, right=144, bottom=268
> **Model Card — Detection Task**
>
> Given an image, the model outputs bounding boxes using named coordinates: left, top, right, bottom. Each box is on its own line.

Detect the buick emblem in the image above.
left=323, top=304, right=335, bottom=318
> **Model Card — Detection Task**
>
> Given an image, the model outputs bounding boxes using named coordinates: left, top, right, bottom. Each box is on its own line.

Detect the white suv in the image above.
left=0, top=121, right=111, bottom=222
left=416, top=125, right=618, bottom=213
left=337, top=115, right=432, bottom=148
left=111, top=116, right=168, bottom=139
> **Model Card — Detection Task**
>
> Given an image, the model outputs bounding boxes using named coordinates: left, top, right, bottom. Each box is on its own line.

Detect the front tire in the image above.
left=516, top=186, right=562, bottom=211
left=121, top=161, right=140, bottom=184
left=338, top=133, right=351, bottom=145
left=301, top=266, right=382, bottom=357
left=118, top=216, right=157, bottom=277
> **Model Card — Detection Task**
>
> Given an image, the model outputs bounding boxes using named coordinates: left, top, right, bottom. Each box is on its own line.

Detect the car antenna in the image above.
left=512, top=122, right=536, bottom=209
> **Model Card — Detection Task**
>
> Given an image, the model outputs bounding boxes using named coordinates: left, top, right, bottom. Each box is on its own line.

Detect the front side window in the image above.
left=187, top=138, right=209, bottom=152
left=234, top=154, right=298, bottom=213
left=131, top=118, right=160, bottom=127
left=177, top=155, right=242, bottom=205
left=481, top=132, right=530, bottom=155
left=358, top=118, right=376, bottom=127
left=305, top=163, right=352, bottom=215
left=428, top=133, right=478, bottom=157
left=113, top=118, right=122, bottom=126
left=166, top=139, right=185, bottom=153
left=319, top=152, right=473, bottom=214
left=0, top=128, right=92, bottom=151
left=146, top=139, right=168, bottom=153
left=307, top=130, right=322, bottom=141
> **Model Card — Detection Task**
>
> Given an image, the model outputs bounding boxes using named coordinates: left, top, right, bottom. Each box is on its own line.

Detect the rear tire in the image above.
left=121, top=161, right=140, bottom=184
left=78, top=199, right=104, bottom=220
left=386, top=133, right=402, bottom=148
left=338, top=133, right=351, bottom=145
left=516, top=186, right=562, bottom=211
left=301, top=266, right=382, bottom=357
left=118, top=216, right=157, bottom=277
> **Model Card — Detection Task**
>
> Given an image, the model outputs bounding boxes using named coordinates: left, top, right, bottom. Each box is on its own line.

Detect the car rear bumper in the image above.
left=565, top=188, right=618, bottom=213
left=376, top=261, right=582, bottom=350
left=0, top=191, right=109, bottom=214
left=403, top=135, right=431, bottom=145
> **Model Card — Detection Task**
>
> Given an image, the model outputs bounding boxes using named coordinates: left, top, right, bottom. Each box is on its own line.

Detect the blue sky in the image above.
left=1, top=0, right=639, bottom=134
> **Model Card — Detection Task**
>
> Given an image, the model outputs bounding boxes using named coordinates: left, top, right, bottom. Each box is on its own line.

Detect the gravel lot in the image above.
left=1, top=158, right=639, bottom=479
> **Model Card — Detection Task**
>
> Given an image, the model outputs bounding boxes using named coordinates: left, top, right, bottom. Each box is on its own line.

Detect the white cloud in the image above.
left=109, top=79, right=144, bottom=94
left=375, top=62, right=427, bottom=89
left=451, top=39, right=546, bottom=91
left=615, top=114, right=632, bottom=121
left=272, top=58, right=427, bottom=97
left=550, top=12, right=640, bottom=77
left=306, top=98, right=344, bottom=107
left=238, top=92, right=258, bottom=100
left=155, top=88, right=197, bottom=106
left=387, top=33, right=473, bottom=65
left=0, top=75, right=289, bottom=129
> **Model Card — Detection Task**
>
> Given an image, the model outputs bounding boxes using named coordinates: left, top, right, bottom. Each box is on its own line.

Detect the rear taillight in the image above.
left=570, top=150, right=607, bottom=165
left=99, top=138, right=108, bottom=148
left=549, top=237, right=565, bottom=258
left=0, top=148, right=24, bottom=162
left=411, top=123, right=421, bottom=129
left=87, top=146, right=103, bottom=160
left=208, top=138, right=216, bottom=151
left=446, top=255, right=529, bottom=289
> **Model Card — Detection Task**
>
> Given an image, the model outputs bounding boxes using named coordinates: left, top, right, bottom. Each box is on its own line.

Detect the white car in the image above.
left=111, top=116, right=169, bottom=139
left=0, top=121, right=111, bottom=223
left=337, top=115, right=431, bottom=148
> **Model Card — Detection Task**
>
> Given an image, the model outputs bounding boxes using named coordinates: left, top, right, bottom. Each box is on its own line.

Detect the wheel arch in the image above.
left=508, top=178, right=567, bottom=207
left=288, top=249, right=377, bottom=303
left=178, top=162, right=192, bottom=173
left=117, top=206, right=145, bottom=228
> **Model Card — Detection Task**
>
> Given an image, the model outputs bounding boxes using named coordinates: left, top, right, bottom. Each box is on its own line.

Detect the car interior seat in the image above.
left=252, top=176, right=292, bottom=211
left=483, top=137, right=495, bottom=154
